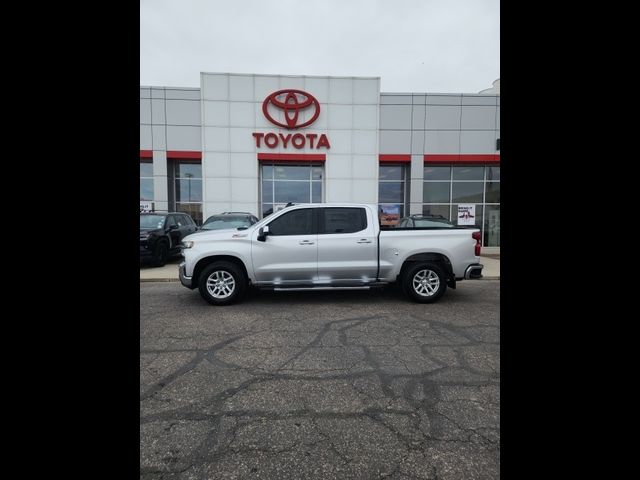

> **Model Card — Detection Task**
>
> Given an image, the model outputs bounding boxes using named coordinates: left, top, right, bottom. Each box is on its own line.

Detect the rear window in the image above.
left=321, top=208, right=367, bottom=234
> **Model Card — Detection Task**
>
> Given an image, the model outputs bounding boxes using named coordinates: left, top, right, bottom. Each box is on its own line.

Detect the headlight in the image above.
left=181, top=241, right=195, bottom=249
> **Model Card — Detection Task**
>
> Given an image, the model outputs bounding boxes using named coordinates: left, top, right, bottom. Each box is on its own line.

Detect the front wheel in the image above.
left=403, top=263, right=447, bottom=303
left=198, top=261, right=246, bottom=306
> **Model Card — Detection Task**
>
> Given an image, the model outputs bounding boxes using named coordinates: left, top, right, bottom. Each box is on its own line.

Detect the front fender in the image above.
left=183, top=239, right=254, bottom=280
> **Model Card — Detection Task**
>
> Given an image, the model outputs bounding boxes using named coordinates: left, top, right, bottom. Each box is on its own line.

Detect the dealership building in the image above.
left=140, top=73, right=500, bottom=249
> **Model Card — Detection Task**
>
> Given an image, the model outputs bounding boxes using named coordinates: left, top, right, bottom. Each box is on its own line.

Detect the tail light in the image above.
left=472, top=231, right=482, bottom=256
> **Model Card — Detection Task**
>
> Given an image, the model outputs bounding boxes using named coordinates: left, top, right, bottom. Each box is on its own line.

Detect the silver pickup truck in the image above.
left=179, top=203, right=483, bottom=305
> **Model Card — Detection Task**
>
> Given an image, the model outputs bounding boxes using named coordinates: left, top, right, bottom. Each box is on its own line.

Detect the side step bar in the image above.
left=273, top=286, right=371, bottom=291
left=267, top=283, right=388, bottom=292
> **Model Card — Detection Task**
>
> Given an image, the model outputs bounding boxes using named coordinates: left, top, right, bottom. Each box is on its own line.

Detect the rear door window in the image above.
left=320, top=208, right=367, bottom=234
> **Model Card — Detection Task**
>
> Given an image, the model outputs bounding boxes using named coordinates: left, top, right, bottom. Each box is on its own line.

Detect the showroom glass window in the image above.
left=378, top=164, right=408, bottom=226
left=422, top=165, right=500, bottom=247
left=140, top=159, right=154, bottom=201
left=260, top=164, right=323, bottom=218
left=173, top=160, right=203, bottom=224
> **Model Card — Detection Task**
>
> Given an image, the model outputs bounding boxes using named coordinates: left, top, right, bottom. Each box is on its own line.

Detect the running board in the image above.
left=269, top=284, right=386, bottom=292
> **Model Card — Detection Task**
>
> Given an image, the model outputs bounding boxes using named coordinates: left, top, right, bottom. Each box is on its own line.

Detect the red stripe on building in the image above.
left=379, top=154, right=411, bottom=163
left=166, top=151, right=202, bottom=160
left=424, top=154, right=500, bottom=164
left=257, top=153, right=326, bottom=162
left=140, top=150, right=153, bottom=158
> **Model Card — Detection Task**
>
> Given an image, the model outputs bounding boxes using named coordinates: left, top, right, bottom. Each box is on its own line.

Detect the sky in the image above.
left=140, top=0, right=499, bottom=94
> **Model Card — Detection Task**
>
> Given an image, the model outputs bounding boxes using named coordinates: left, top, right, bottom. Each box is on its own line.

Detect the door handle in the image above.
left=357, top=239, right=372, bottom=244
left=299, top=240, right=315, bottom=245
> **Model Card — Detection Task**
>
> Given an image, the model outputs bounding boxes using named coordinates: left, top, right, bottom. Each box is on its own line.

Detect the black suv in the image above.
left=140, top=212, right=198, bottom=267
left=199, top=212, right=259, bottom=231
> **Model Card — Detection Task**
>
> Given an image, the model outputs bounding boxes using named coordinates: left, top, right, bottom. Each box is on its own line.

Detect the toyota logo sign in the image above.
left=262, top=89, right=320, bottom=129
left=253, top=89, right=330, bottom=150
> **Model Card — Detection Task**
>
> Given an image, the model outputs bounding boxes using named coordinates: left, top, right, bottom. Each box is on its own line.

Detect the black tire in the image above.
left=198, top=261, right=246, bottom=306
left=151, top=241, right=169, bottom=267
left=403, top=262, right=447, bottom=303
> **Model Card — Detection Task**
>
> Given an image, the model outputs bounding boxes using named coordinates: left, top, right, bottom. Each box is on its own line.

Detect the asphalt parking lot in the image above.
left=140, top=281, right=500, bottom=479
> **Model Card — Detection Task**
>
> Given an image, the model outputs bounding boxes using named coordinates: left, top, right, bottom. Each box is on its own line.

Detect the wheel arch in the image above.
left=192, top=255, right=250, bottom=287
left=397, top=252, right=455, bottom=284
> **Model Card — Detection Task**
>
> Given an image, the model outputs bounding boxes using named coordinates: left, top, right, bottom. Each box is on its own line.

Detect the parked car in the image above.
left=397, top=214, right=456, bottom=228
left=199, top=212, right=259, bottom=231
left=178, top=203, right=483, bottom=305
left=140, top=212, right=198, bottom=267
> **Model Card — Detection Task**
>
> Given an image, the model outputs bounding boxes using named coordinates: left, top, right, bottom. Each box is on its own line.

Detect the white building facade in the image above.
left=140, top=73, right=500, bottom=248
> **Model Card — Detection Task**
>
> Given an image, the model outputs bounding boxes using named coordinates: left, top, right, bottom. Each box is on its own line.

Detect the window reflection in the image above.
left=378, top=165, right=407, bottom=226
left=421, top=164, right=500, bottom=246
left=176, top=203, right=203, bottom=225
left=262, top=181, right=273, bottom=204
left=423, top=183, right=450, bottom=203
left=424, top=166, right=451, bottom=181
left=485, top=182, right=500, bottom=203
left=274, top=182, right=311, bottom=203
left=312, top=182, right=322, bottom=203
left=452, top=182, right=483, bottom=203
left=452, top=166, right=484, bottom=180
left=378, top=182, right=404, bottom=203
left=260, top=164, right=324, bottom=217
left=175, top=163, right=202, bottom=179
left=422, top=204, right=451, bottom=220
left=484, top=205, right=500, bottom=246
left=172, top=160, right=202, bottom=223
left=274, top=165, right=310, bottom=180
left=140, top=162, right=153, bottom=177
left=487, top=166, right=500, bottom=181
left=379, top=166, right=404, bottom=181
left=176, top=179, right=202, bottom=202
left=140, top=160, right=154, bottom=201
left=140, top=179, right=154, bottom=201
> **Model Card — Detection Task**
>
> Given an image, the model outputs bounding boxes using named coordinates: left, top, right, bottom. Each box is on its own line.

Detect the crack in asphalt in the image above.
left=140, top=335, right=243, bottom=401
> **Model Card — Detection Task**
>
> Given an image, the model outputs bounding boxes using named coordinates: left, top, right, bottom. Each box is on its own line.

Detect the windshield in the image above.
left=413, top=218, right=455, bottom=228
left=201, top=217, right=251, bottom=230
left=140, top=215, right=165, bottom=229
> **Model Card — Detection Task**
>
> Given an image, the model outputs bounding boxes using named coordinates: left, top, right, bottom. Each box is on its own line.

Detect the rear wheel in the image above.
left=151, top=241, right=168, bottom=267
left=198, top=261, right=246, bottom=306
left=403, top=262, right=447, bottom=303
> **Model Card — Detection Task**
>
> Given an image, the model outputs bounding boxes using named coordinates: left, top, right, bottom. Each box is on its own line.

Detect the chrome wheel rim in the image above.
left=206, top=271, right=236, bottom=299
left=412, top=269, right=440, bottom=297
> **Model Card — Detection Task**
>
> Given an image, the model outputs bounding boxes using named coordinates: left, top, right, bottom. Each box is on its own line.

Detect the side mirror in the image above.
left=169, top=224, right=179, bottom=230
left=257, top=225, right=270, bottom=242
